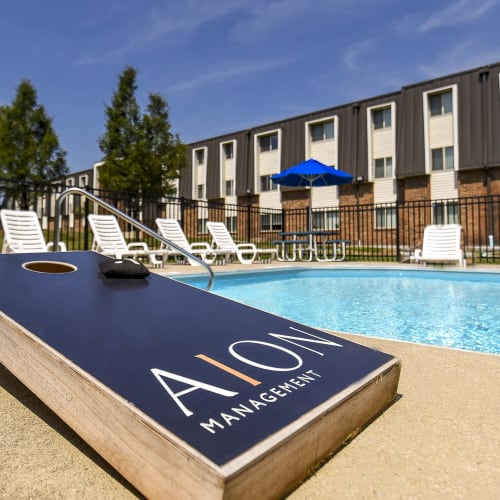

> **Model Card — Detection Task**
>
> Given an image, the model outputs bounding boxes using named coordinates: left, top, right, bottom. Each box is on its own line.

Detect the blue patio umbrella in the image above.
left=271, top=158, right=353, bottom=229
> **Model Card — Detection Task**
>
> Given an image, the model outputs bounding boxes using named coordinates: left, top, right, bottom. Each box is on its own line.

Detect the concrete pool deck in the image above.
left=1, top=262, right=499, bottom=498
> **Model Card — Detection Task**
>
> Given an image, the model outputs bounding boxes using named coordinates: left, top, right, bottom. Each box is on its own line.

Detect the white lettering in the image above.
left=221, top=412, right=240, bottom=426
left=200, top=418, right=224, bottom=434
left=260, top=392, right=278, bottom=403
left=151, top=368, right=238, bottom=417
left=232, top=404, right=254, bottom=418
left=229, top=341, right=303, bottom=371
left=270, top=387, right=287, bottom=398
left=249, top=398, right=267, bottom=410
left=278, top=382, right=299, bottom=393
left=268, top=327, right=343, bottom=356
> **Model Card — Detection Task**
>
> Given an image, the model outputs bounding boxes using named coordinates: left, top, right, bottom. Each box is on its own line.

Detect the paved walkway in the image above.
left=1, top=262, right=499, bottom=499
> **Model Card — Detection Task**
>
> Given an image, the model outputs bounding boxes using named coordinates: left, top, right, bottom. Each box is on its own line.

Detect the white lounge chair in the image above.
left=87, top=214, right=161, bottom=267
left=155, top=218, right=215, bottom=265
left=413, top=224, right=465, bottom=267
left=0, top=209, right=67, bottom=253
left=206, top=221, right=276, bottom=264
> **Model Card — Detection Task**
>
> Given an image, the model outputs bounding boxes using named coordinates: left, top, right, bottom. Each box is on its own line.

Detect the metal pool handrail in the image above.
left=53, top=187, right=215, bottom=291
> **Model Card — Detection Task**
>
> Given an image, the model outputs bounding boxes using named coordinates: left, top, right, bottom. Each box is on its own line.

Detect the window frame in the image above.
left=260, top=212, right=283, bottom=231
left=259, top=174, right=278, bottom=192
left=259, top=133, right=279, bottom=153
left=372, top=107, right=392, bottom=130
left=194, top=148, right=205, bottom=165
left=374, top=156, right=393, bottom=178
left=429, top=89, right=453, bottom=116
left=312, top=209, right=339, bottom=231
left=223, top=142, right=234, bottom=159
left=375, top=206, right=397, bottom=229
left=432, top=201, right=459, bottom=225
left=225, top=179, right=234, bottom=196
left=431, top=146, right=454, bottom=171
left=309, top=120, right=335, bottom=142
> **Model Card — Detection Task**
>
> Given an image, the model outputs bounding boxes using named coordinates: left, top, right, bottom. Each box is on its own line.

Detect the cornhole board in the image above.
left=0, top=251, right=401, bottom=499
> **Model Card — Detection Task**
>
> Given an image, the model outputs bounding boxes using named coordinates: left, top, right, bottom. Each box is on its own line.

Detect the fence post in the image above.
left=180, top=197, right=186, bottom=228
left=395, top=200, right=401, bottom=262
left=246, top=204, right=251, bottom=242
left=84, top=188, right=90, bottom=250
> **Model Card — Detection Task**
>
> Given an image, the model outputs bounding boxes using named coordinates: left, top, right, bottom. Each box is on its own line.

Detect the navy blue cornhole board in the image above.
left=0, top=251, right=396, bottom=466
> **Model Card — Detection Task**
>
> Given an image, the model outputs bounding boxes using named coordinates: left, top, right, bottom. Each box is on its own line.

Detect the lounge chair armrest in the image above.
left=47, top=242, right=67, bottom=252
left=127, top=242, right=149, bottom=251
left=5, top=242, right=24, bottom=253
left=236, top=243, right=257, bottom=251
left=190, top=242, right=211, bottom=251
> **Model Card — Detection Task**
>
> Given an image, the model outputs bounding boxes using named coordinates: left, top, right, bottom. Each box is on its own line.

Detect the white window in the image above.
left=225, top=216, right=237, bottom=232
left=259, top=133, right=278, bottom=152
left=260, top=174, right=278, bottom=192
left=261, top=212, right=282, bottom=231
left=223, top=142, right=233, bottom=159
left=375, top=207, right=397, bottom=229
left=225, top=179, right=234, bottom=196
left=373, top=107, right=392, bottom=129
left=197, top=218, right=207, bottom=234
left=433, top=201, right=459, bottom=224
left=197, top=184, right=204, bottom=199
left=429, top=90, right=453, bottom=116
left=431, top=146, right=454, bottom=170
left=374, top=157, right=393, bottom=178
left=195, top=149, right=205, bottom=165
left=313, top=210, right=339, bottom=231
left=310, top=120, right=334, bottom=142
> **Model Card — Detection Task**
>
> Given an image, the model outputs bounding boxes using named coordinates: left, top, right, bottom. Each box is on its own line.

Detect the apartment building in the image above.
left=180, top=62, right=500, bottom=227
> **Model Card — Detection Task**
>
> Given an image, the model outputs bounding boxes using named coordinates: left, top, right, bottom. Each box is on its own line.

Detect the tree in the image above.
left=98, top=66, right=186, bottom=199
left=0, top=80, right=68, bottom=192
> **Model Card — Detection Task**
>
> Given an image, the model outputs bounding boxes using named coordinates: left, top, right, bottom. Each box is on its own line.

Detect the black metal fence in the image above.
left=1, top=182, right=498, bottom=264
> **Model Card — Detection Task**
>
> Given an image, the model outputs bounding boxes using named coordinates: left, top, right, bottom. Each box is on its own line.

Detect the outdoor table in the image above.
left=273, top=231, right=348, bottom=262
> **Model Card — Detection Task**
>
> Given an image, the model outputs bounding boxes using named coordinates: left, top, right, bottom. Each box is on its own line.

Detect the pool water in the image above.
left=178, top=269, right=500, bottom=354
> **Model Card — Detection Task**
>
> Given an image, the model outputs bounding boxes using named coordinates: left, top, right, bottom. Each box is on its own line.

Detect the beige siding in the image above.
left=312, top=186, right=339, bottom=208
left=258, top=150, right=280, bottom=176
left=430, top=170, right=458, bottom=199
left=260, top=191, right=282, bottom=209
left=310, top=140, right=337, bottom=166
left=197, top=206, right=209, bottom=220
left=374, top=178, right=397, bottom=203
left=223, top=158, right=236, bottom=180
left=429, top=115, right=454, bottom=148
left=372, top=129, right=393, bottom=158
left=195, top=165, right=205, bottom=185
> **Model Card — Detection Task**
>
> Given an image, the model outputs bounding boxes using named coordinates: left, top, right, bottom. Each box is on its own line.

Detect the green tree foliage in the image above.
left=0, top=80, right=68, bottom=187
left=98, top=67, right=186, bottom=199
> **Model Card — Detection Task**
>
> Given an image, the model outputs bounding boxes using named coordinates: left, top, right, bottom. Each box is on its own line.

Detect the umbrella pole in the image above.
left=308, top=181, right=313, bottom=232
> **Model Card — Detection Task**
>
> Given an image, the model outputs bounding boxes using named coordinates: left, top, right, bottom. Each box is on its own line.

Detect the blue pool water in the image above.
left=177, top=268, right=500, bottom=354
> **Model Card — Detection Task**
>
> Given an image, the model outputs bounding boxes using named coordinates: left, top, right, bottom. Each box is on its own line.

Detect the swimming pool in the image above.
left=177, top=268, right=500, bottom=354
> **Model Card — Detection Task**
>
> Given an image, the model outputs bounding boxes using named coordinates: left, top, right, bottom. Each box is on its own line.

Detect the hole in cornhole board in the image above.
left=22, top=261, right=77, bottom=274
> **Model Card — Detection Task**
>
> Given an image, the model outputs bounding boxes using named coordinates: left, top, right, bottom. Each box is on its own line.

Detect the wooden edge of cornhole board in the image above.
left=0, top=252, right=401, bottom=499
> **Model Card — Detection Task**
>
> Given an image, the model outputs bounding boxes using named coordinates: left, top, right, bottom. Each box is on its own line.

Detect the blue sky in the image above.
left=1, top=0, right=500, bottom=172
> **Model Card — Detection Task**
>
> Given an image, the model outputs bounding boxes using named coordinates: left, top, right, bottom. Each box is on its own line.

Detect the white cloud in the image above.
left=166, top=58, right=295, bottom=93
left=418, top=0, right=497, bottom=32
left=342, top=39, right=377, bottom=71
left=416, top=39, right=500, bottom=77
left=74, top=0, right=254, bottom=66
